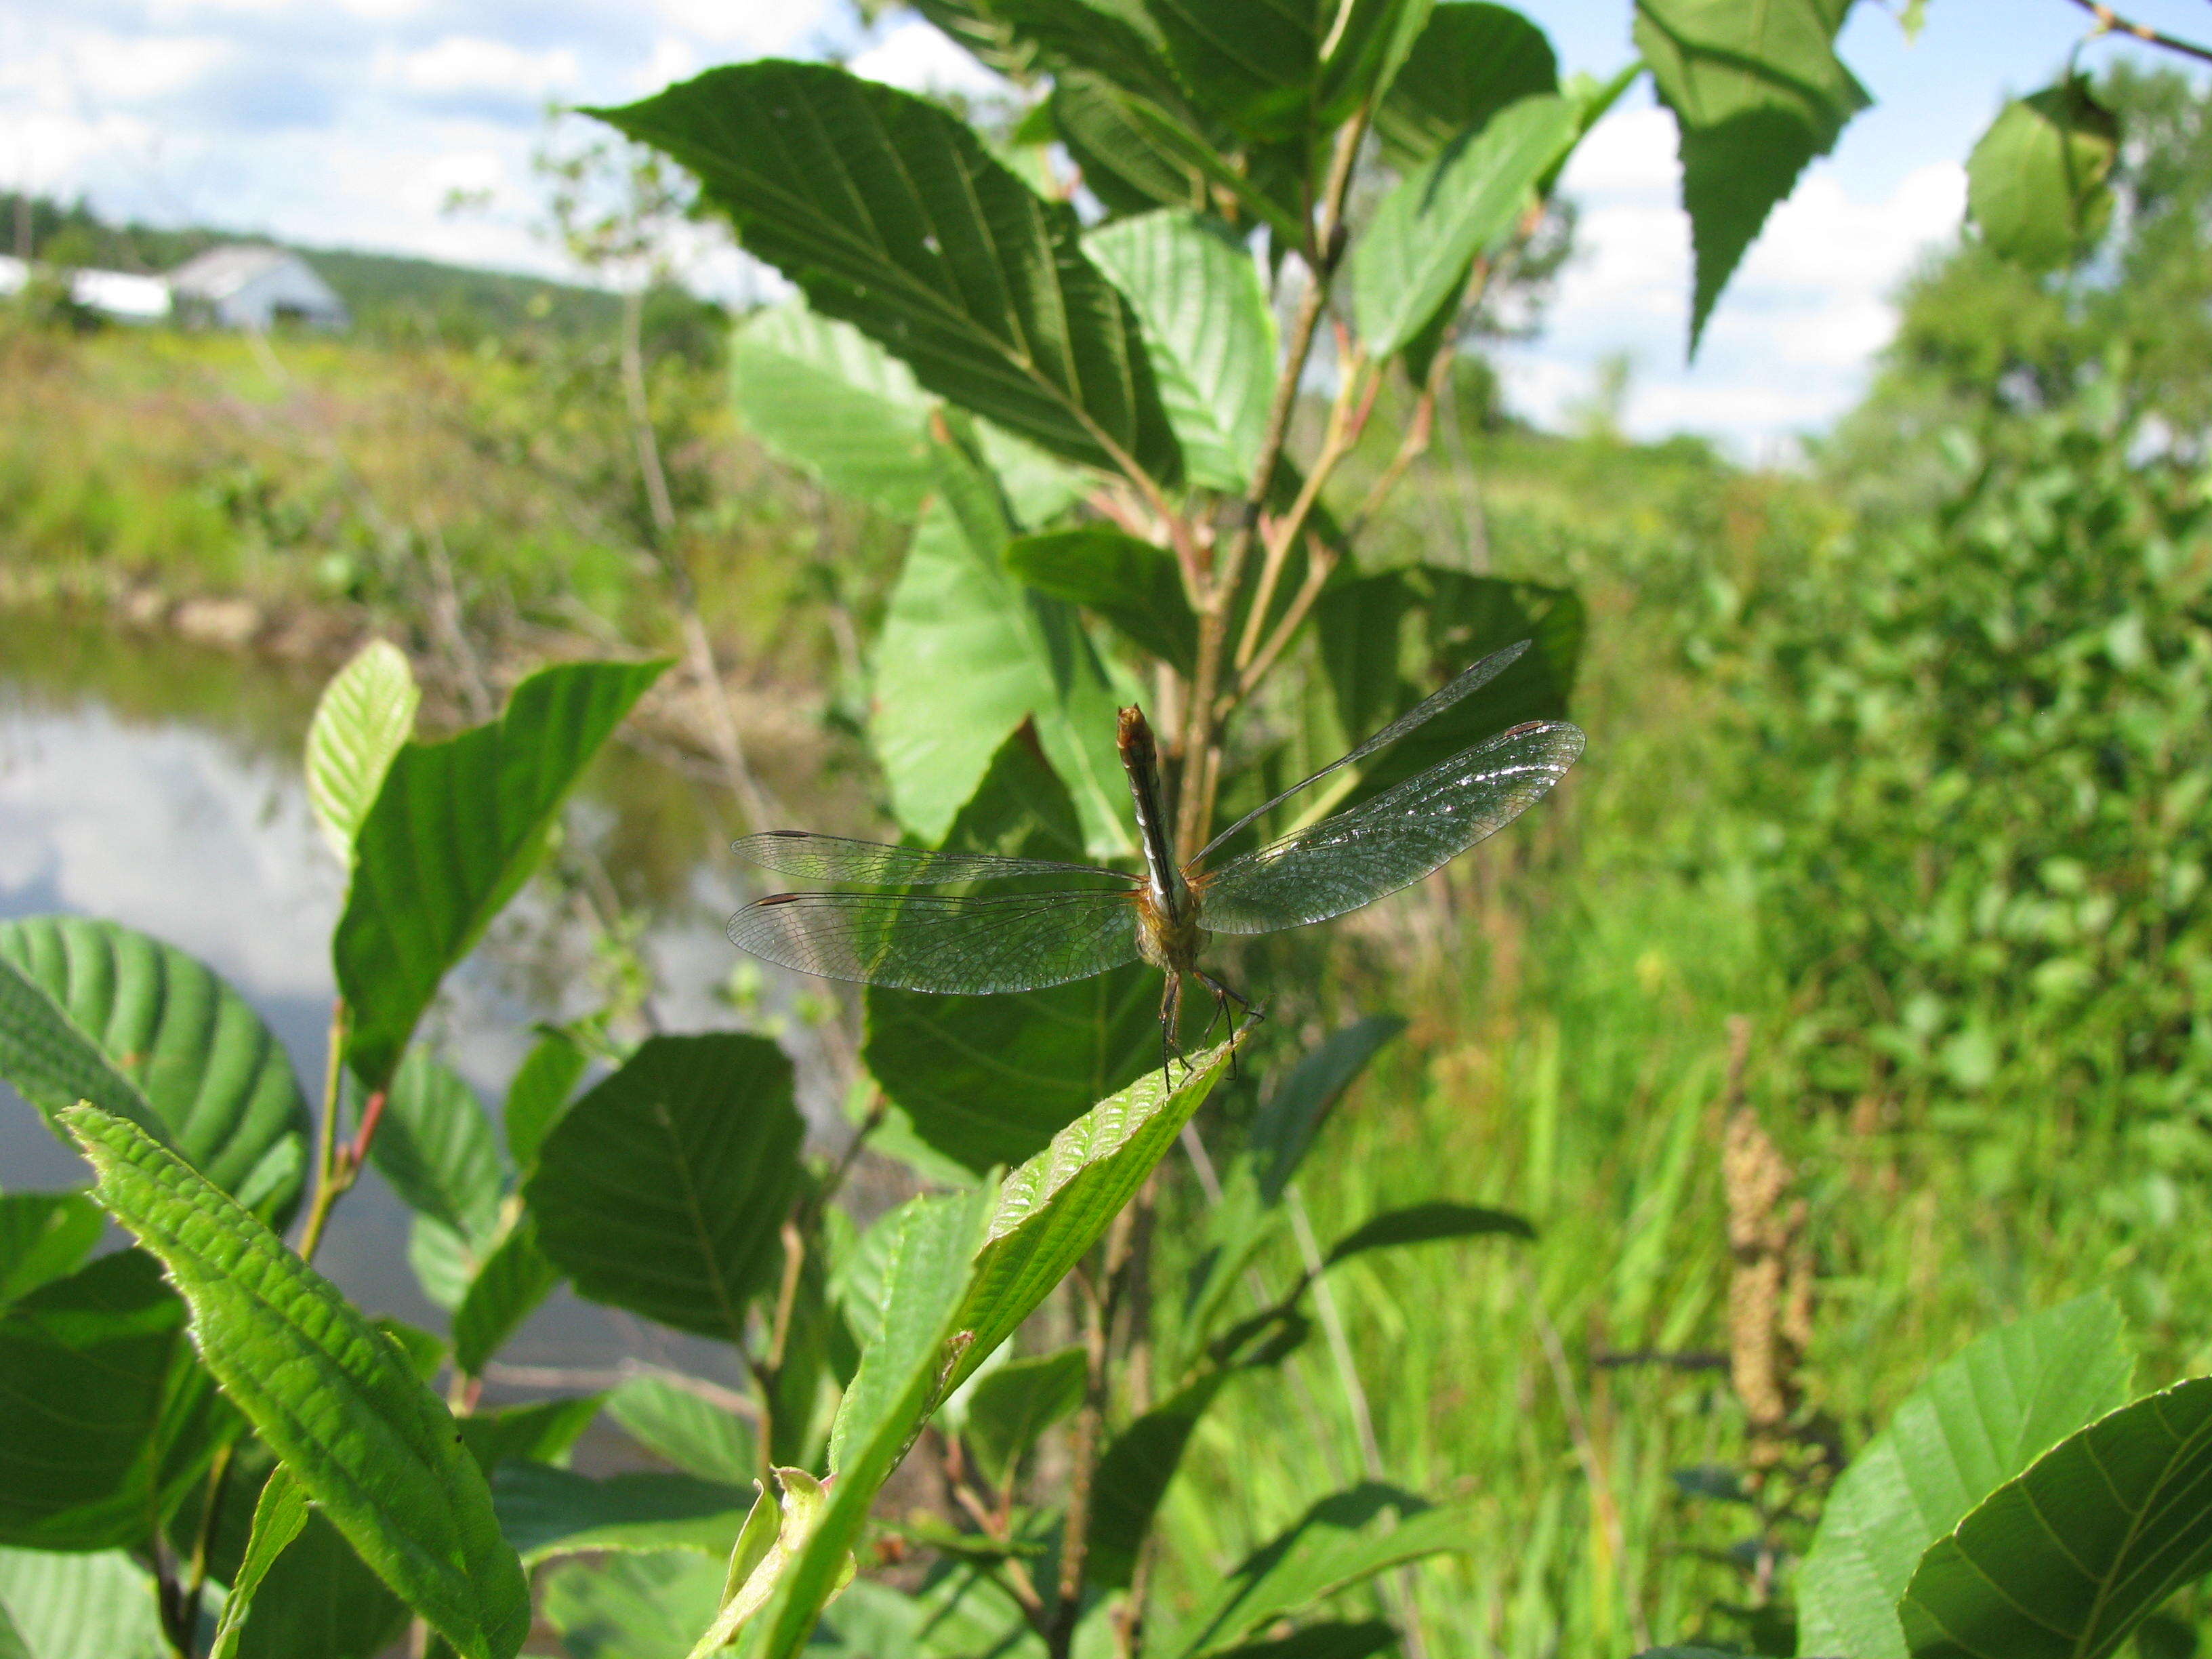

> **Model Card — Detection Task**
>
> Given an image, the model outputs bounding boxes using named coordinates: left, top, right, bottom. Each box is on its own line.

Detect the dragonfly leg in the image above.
left=1194, top=968, right=1261, bottom=1076
left=1157, top=971, right=1185, bottom=1090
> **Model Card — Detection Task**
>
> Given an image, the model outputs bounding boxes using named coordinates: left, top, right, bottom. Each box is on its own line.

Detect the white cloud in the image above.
left=1498, top=96, right=1968, bottom=454
left=846, top=17, right=1009, bottom=98
left=390, top=35, right=579, bottom=98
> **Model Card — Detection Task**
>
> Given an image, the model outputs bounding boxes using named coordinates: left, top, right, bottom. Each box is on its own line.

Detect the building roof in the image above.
left=169, top=244, right=319, bottom=302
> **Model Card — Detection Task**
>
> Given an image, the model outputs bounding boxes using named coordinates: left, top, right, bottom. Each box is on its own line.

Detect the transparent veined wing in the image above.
left=1191, top=638, right=1533, bottom=865
left=733, top=831, right=1124, bottom=886
left=1194, top=721, right=1584, bottom=935
left=727, top=887, right=1143, bottom=995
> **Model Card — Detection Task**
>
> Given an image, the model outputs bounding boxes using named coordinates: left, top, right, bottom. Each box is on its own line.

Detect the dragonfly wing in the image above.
left=1191, top=639, right=1534, bottom=865
left=1195, top=722, right=1584, bottom=935
left=733, top=831, right=1122, bottom=886
left=728, top=887, right=1143, bottom=994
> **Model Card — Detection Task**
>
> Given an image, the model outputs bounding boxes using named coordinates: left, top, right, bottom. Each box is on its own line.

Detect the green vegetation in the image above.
left=5, top=9, right=2212, bottom=1659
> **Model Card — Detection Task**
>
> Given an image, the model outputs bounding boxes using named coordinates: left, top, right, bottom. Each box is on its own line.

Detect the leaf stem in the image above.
left=295, top=1000, right=354, bottom=1265
left=1174, top=100, right=1374, bottom=861
left=2064, top=0, right=2212, bottom=62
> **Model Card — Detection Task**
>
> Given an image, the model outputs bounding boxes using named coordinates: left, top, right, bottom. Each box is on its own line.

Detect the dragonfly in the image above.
left=727, top=640, right=1585, bottom=1069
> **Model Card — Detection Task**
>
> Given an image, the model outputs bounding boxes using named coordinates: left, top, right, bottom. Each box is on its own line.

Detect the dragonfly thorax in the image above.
left=1134, top=883, right=1207, bottom=976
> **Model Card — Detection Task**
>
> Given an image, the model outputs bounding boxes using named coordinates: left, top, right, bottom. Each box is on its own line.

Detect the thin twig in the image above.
left=2064, top=0, right=2212, bottom=61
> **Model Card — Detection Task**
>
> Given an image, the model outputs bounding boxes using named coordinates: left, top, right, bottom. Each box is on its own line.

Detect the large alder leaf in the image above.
left=1004, top=525, right=1199, bottom=674
left=0, top=948, right=167, bottom=1152
left=1353, top=91, right=1577, bottom=358
left=449, top=1221, right=558, bottom=1378
left=491, top=1465, right=753, bottom=1565
left=863, top=729, right=1157, bottom=1172
left=305, top=638, right=418, bottom=864
left=607, top=1375, right=756, bottom=1485
left=228, top=1514, right=408, bottom=1659
left=729, top=300, right=936, bottom=519
left=1375, top=2, right=1557, bottom=167
left=1162, top=1483, right=1471, bottom=1658
left=0, top=1194, right=102, bottom=1310
left=525, top=1033, right=804, bottom=1345
left=946, top=1036, right=1240, bottom=1393
left=501, top=1027, right=586, bottom=1170
left=1085, top=211, right=1275, bottom=491
left=0, top=1549, right=165, bottom=1659
left=542, top=1552, right=726, bottom=1659
left=335, top=658, right=665, bottom=1092
left=370, top=1048, right=503, bottom=1246
left=1048, top=73, right=1306, bottom=244
left=1796, top=1294, right=2135, bottom=1659
left=871, top=440, right=1134, bottom=854
left=755, top=1187, right=1000, bottom=1659
left=0, top=917, right=308, bottom=1220
left=1147, top=0, right=1320, bottom=144
left=1898, top=1375, right=2212, bottom=1659
left=596, top=61, right=1182, bottom=485
left=1966, top=80, right=2118, bottom=274
left=60, top=1106, right=530, bottom=1659
left=0, top=1248, right=225, bottom=1549
left=1634, top=0, right=1869, bottom=351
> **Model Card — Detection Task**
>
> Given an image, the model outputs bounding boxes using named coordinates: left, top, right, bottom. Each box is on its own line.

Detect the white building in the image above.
left=0, top=253, right=171, bottom=321
left=168, top=245, right=349, bottom=331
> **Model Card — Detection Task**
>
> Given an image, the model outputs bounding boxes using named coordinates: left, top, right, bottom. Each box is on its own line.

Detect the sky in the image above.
left=1, top=0, right=2207, bottom=454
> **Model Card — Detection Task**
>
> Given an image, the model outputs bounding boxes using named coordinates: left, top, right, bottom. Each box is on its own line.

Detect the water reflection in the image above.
left=0, top=613, right=825, bottom=1384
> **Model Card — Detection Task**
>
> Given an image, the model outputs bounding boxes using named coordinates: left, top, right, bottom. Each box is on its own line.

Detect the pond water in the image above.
left=0, top=611, right=846, bottom=1391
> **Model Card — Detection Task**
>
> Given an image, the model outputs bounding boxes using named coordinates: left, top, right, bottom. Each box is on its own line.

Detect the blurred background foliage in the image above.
left=6, top=49, right=2212, bottom=1659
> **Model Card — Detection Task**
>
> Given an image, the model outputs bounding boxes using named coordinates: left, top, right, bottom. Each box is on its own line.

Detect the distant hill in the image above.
left=3, top=191, right=621, bottom=342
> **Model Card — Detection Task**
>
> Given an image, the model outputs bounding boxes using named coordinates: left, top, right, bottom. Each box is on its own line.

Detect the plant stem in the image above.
left=294, top=1000, right=359, bottom=1265
left=2064, top=0, right=2212, bottom=61
left=1047, top=1203, right=1143, bottom=1659
left=1174, top=102, right=1374, bottom=861
left=178, top=1442, right=237, bottom=1647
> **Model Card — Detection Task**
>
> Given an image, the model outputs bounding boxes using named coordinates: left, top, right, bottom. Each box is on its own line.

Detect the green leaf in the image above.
left=1353, top=92, right=1577, bottom=357
left=0, top=1548, right=165, bottom=1659
left=1251, top=1017, right=1405, bottom=1205
left=542, top=1552, right=726, bottom=1659
left=963, top=1345, right=1088, bottom=1489
left=1310, top=569, right=1581, bottom=819
left=686, top=1469, right=843, bottom=1659
left=335, top=658, right=668, bottom=1092
left=1897, top=1374, right=2212, bottom=1659
left=596, top=61, right=1182, bottom=485
left=305, top=638, right=419, bottom=863
left=729, top=300, right=936, bottom=518
left=226, top=1513, right=408, bottom=1659
left=501, top=1027, right=586, bottom=1170
left=457, top=1395, right=603, bottom=1473
left=1375, top=2, right=1556, bottom=167
left=0, top=1248, right=225, bottom=1549
left=1088, top=1368, right=1229, bottom=1589
left=0, top=918, right=310, bottom=1221
left=758, top=1187, right=1000, bottom=1659
left=1005, top=525, right=1199, bottom=674
left=1967, top=80, right=2119, bottom=273
left=450, top=1221, right=558, bottom=1378
left=1316, top=0, right=1436, bottom=127
left=0, top=1194, right=102, bottom=1309
left=871, top=439, right=1135, bottom=855
left=60, top=1106, right=529, bottom=1659
left=1163, top=1484, right=1470, bottom=1658
left=207, top=1467, right=308, bottom=1659
left=1324, top=1200, right=1533, bottom=1265
left=1212, top=1624, right=1399, bottom=1659
left=372, top=1048, right=503, bottom=1245
left=1797, top=1293, right=2135, bottom=1659
left=0, top=944, right=167, bottom=1152
left=1148, top=0, right=1319, bottom=143
left=607, top=1375, right=756, bottom=1485
left=913, top=0, right=1183, bottom=102
left=407, top=1214, right=476, bottom=1312
left=1085, top=211, right=1275, bottom=491
left=1633, top=0, right=1870, bottom=351
left=946, top=1037, right=1240, bottom=1393
left=863, top=729, right=1159, bottom=1172
left=490, top=1465, right=752, bottom=1565
left=525, top=1033, right=804, bottom=1344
